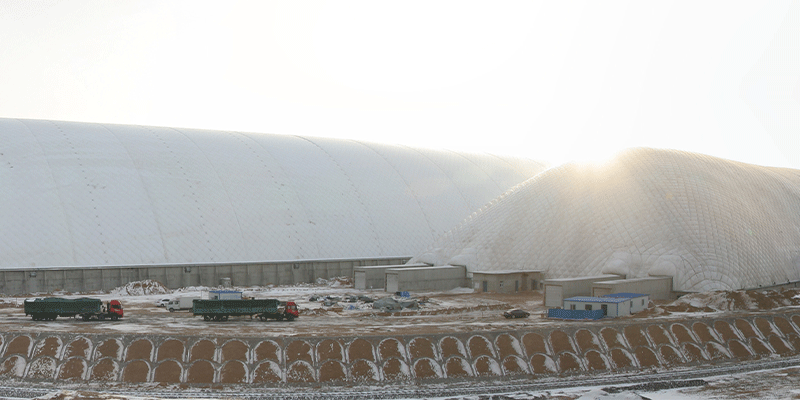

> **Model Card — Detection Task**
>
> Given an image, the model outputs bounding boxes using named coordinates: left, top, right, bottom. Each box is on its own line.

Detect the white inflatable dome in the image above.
left=0, top=118, right=547, bottom=268
left=411, top=148, right=800, bottom=292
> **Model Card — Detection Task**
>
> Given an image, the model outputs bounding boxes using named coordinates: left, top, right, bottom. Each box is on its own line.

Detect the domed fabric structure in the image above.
left=0, top=118, right=547, bottom=269
left=410, top=148, right=800, bottom=292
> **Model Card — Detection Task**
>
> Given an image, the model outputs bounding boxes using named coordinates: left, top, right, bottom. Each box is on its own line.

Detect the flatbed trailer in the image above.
left=192, top=299, right=299, bottom=321
left=24, top=298, right=124, bottom=321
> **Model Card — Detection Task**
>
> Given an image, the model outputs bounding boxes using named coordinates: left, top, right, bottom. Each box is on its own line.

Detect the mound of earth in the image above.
left=111, top=279, right=169, bottom=296
left=642, top=288, right=800, bottom=316
left=315, top=276, right=353, bottom=287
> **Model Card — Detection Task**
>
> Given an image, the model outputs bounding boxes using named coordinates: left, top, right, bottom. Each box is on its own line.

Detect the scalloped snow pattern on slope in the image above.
left=411, top=148, right=800, bottom=292
left=0, top=118, right=547, bottom=269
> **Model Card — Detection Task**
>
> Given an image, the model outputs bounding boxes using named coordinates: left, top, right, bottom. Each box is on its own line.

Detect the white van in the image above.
left=167, top=297, right=198, bottom=312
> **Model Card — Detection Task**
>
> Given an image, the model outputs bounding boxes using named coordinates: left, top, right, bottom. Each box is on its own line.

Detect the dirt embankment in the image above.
left=637, top=288, right=800, bottom=316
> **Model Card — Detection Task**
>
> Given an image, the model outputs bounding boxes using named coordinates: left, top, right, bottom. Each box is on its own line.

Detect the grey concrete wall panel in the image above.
left=0, top=118, right=547, bottom=271
left=385, top=265, right=467, bottom=293
left=544, top=284, right=563, bottom=308
left=0, top=257, right=408, bottom=295
left=353, top=263, right=428, bottom=290
left=543, top=275, right=621, bottom=307
left=592, top=277, right=673, bottom=300
left=472, top=271, right=543, bottom=293
left=411, top=148, right=800, bottom=293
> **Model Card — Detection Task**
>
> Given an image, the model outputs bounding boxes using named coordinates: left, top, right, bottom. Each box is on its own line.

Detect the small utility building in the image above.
left=543, top=274, right=622, bottom=307
left=209, top=290, right=242, bottom=300
left=354, top=263, right=428, bottom=290
left=472, top=270, right=543, bottom=293
left=591, top=276, right=673, bottom=300
left=385, top=265, right=467, bottom=293
left=563, top=293, right=650, bottom=317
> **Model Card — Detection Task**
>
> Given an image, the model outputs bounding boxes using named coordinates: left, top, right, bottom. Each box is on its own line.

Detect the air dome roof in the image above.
left=411, top=148, right=800, bottom=292
left=0, top=118, right=546, bottom=268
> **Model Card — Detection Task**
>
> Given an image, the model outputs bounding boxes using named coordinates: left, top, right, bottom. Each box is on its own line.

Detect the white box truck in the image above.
left=167, top=297, right=199, bottom=312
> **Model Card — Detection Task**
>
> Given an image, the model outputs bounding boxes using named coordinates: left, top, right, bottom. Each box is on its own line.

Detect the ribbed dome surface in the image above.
left=411, top=148, right=800, bottom=292
left=0, top=118, right=546, bottom=268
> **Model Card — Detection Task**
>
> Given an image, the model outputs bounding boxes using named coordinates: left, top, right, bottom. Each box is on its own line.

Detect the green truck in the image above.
left=24, top=298, right=124, bottom=321
left=192, top=299, right=299, bottom=321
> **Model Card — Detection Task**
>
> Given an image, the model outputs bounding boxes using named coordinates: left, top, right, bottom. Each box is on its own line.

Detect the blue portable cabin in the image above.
left=562, top=293, right=650, bottom=317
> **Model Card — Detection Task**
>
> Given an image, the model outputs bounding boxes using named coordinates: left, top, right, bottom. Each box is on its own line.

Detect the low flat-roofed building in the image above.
left=354, top=263, right=429, bottom=290
left=209, top=290, right=242, bottom=300
left=471, top=270, right=543, bottom=293
left=385, top=265, right=467, bottom=293
left=543, top=274, right=623, bottom=307
left=591, top=276, right=673, bottom=300
left=563, top=293, right=650, bottom=317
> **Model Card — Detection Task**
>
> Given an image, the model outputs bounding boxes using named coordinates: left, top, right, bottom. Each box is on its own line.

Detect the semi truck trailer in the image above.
left=192, top=299, right=299, bottom=321
left=24, top=298, right=124, bottom=321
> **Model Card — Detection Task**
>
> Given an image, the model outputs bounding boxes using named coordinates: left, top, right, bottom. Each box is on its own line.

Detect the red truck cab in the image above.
left=284, top=301, right=299, bottom=319
left=108, top=300, right=124, bottom=319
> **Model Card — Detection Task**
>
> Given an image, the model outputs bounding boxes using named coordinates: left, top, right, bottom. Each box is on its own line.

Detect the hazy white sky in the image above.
left=1, top=1, right=797, bottom=168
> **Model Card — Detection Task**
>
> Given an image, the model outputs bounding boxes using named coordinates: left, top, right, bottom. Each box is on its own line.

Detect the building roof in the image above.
left=564, top=296, right=632, bottom=304
left=565, top=293, right=648, bottom=303
left=596, top=277, right=672, bottom=285
left=472, top=270, right=542, bottom=275
left=542, top=275, right=620, bottom=283
left=601, top=293, right=649, bottom=299
left=0, top=118, right=546, bottom=269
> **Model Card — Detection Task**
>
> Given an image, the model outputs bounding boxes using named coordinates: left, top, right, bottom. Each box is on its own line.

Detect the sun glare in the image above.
left=543, top=140, right=626, bottom=168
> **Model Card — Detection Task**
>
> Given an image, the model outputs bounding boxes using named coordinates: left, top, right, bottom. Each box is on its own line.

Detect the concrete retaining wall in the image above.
left=0, top=257, right=410, bottom=295
left=3, top=312, right=800, bottom=386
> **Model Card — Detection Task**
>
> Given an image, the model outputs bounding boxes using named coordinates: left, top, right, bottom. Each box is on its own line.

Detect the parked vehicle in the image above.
left=503, top=308, right=530, bottom=319
left=155, top=298, right=170, bottom=307
left=167, top=296, right=199, bottom=312
left=192, top=299, right=299, bottom=322
left=24, top=298, right=124, bottom=321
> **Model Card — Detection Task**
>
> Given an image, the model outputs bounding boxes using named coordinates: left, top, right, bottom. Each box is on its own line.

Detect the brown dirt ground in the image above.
left=575, top=329, right=601, bottom=353
left=496, top=333, right=521, bottom=359
left=671, top=323, right=695, bottom=344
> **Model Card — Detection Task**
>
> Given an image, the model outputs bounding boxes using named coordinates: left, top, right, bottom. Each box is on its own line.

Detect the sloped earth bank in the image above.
left=2, top=309, right=800, bottom=395
left=2, top=285, right=800, bottom=398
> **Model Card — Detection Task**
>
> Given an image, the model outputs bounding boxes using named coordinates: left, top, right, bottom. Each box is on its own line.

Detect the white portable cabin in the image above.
left=563, top=293, right=650, bottom=317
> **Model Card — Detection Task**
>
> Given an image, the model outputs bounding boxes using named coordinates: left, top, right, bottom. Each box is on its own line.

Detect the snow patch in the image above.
left=110, top=280, right=168, bottom=296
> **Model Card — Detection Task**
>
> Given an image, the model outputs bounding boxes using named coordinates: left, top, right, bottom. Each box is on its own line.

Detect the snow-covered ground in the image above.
left=16, top=365, right=800, bottom=400
left=443, top=365, right=800, bottom=399
left=0, top=277, right=537, bottom=338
